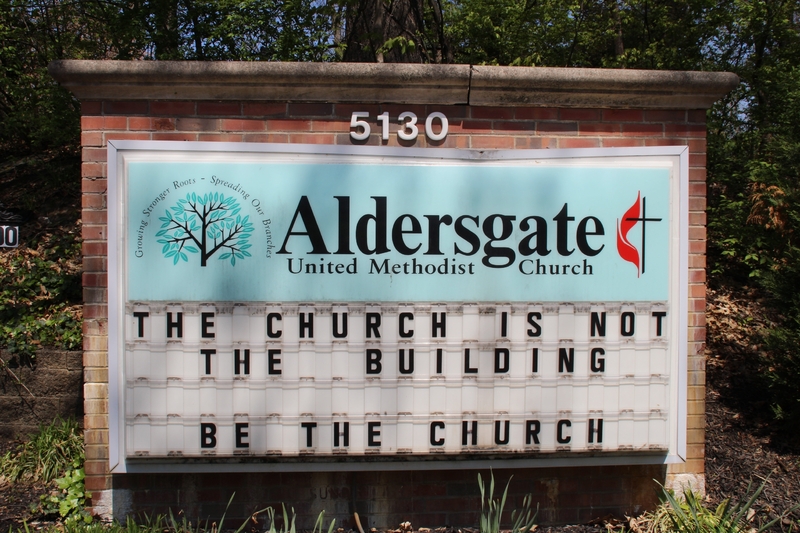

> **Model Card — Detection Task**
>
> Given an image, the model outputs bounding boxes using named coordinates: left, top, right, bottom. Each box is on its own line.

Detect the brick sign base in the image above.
left=50, top=61, right=736, bottom=528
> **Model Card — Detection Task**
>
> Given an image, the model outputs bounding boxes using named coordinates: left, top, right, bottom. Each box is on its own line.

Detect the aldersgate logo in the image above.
left=276, top=194, right=666, bottom=279
left=156, top=191, right=254, bottom=266
left=616, top=192, right=663, bottom=277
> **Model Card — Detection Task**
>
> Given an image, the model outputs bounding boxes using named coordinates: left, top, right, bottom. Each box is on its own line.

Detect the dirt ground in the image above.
left=1, top=285, right=799, bottom=531
left=704, top=285, right=800, bottom=530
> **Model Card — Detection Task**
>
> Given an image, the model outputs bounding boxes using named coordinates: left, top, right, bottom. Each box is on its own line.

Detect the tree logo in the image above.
left=156, top=192, right=254, bottom=266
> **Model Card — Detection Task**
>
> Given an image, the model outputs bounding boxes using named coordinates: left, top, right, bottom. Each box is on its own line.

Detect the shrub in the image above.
left=630, top=480, right=799, bottom=533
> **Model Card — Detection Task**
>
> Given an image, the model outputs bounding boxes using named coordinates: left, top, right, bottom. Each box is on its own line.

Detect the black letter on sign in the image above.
left=494, top=420, right=510, bottom=445
left=133, top=312, right=149, bottom=338
left=399, top=349, right=414, bottom=374
left=332, top=312, right=348, bottom=338
left=557, top=419, right=572, bottom=444
left=399, top=312, right=414, bottom=338
left=366, top=349, right=382, bottom=374
left=334, top=196, right=352, bottom=254
left=267, top=313, right=282, bottom=338
left=461, top=420, right=478, bottom=445
left=588, top=418, right=603, bottom=444
left=235, top=423, right=249, bottom=448
left=494, top=348, right=509, bottom=373
left=201, top=312, right=215, bottom=338
left=621, top=312, right=635, bottom=337
left=464, top=349, right=478, bottom=374
left=531, top=348, right=539, bottom=373
left=167, top=312, right=183, bottom=338
left=235, top=349, right=250, bottom=375
left=527, top=312, right=542, bottom=337
left=201, top=349, right=215, bottom=375
left=653, top=311, right=667, bottom=336
left=436, top=348, right=443, bottom=374
left=278, top=196, right=330, bottom=254
left=590, top=312, right=606, bottom=337
left=355, top=197, right=389, bottom=255
left=526, top=420, right=540, bottom=445
left=553, top=204, right=575, bottom=256
left=430, top=421, right=445, bottom=446
left=268, top=349, right=282, bottom=375
left=576, top=216, right=605, bottom=256
left=366, top=312, right=381, bottom=338
left=200, top=423, right=217, bottom=448
left=367, top=422, right=381, bottom=446
left=590, top=348, right=605, bottom=373
left=432, top=312, right=446, bottom=338
left=558, top=347, right=574, bottom=373
left=300, top=312, right=314, bottom=338
left=301, top=422, right=317, bottom=447
left=334, top=422, right=350, bottom=447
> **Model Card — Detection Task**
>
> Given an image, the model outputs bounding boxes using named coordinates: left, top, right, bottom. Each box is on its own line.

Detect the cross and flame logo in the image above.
left=616, top=191, right=663, bottom=277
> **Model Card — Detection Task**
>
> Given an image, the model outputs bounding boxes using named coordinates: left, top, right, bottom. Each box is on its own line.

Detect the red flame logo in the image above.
left=617, top=192, right=641, bottom=277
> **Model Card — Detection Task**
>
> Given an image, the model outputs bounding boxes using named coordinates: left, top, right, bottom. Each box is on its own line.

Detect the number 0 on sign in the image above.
left=107, top=141, right=689, bottom=472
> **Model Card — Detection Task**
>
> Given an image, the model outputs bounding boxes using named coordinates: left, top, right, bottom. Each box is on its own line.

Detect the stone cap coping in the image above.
left=49, top=60, right=738, bottom=109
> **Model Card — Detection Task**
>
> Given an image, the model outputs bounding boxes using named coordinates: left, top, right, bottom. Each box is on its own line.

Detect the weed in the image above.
left=264, top=503, right=335, bottom=533
left=38, top=462, right=92, bottom=524
left=0, top=417, right=84, bottom=483
left=630, top=480, right=800, bottom=533
left=477, top=471, right=537, bottom=533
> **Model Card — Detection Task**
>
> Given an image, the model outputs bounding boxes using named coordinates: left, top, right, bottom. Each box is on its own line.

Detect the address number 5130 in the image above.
left=350, top=111, right=448, bottom=142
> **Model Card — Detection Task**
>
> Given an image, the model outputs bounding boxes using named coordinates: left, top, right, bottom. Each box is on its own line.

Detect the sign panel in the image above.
left=108, top=142, right=688, bottom=472
left=0, top=225, right=19, bottom=248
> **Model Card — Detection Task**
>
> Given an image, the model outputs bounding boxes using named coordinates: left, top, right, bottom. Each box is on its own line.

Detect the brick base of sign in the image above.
left=77, top=93, right=709, bottom=526
left=90, top=465, right=665, bottom=528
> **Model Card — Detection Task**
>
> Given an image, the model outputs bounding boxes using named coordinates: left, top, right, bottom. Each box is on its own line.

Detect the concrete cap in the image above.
left=49, top=60, right=738, bottom=109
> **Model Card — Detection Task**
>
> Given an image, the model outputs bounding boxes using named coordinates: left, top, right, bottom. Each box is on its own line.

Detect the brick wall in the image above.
left=80, top=100, right=707, bottom=526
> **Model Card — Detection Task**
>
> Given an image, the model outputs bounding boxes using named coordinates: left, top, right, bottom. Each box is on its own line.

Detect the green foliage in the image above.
left=477, top=471, right=537, bottom=533
left=446, top=0, right=721, bottom=69
left=0, top=417, right=84, bottom=483
left=637, top=480, right=800, bottom=533
left=705, top=0, right=800, bottom=434
left=0, top=1, right=124, bottom=156
left=6, top=500, right=336, bottom=533
left=261, top=503, right=335, bottom=533
left=0, top=229, right=82, bottom=360
left=38, top=463, right=92, bottom=525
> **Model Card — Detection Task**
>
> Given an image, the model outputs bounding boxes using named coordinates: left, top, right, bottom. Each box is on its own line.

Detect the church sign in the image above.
left=107, top=141, right=688, bottom=472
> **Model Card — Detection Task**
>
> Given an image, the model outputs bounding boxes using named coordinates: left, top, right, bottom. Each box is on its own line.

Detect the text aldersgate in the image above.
left=277, top=196, right=605, bottom=269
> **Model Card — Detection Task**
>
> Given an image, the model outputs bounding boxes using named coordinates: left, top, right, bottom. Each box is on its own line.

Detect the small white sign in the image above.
left=0, top=225, right=19, bottom=248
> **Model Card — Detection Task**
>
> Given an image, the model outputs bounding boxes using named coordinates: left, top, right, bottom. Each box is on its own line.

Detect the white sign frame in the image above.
left=107, top=141, right=688, bottom=473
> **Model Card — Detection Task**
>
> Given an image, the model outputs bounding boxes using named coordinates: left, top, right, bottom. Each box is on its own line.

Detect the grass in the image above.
left=5, top=498, right=337, bottom=533
left=0, top=417, right=83, bottom=483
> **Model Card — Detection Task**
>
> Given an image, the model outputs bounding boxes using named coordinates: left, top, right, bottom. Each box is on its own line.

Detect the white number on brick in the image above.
left=349, top=111, right=371, bottom=141
left=398, top=112, right=419, bottom=141
left=425, top=112, right=448, bottom=141
left=350, top=112, right=449, bottom=142
left=377, top=112, right=390, bottom=141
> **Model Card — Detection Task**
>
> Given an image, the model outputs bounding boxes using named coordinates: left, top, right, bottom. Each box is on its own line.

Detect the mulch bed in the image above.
left=704, top=285, right=800, bottom=530
left=0, top=438, right=48, bottom=532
